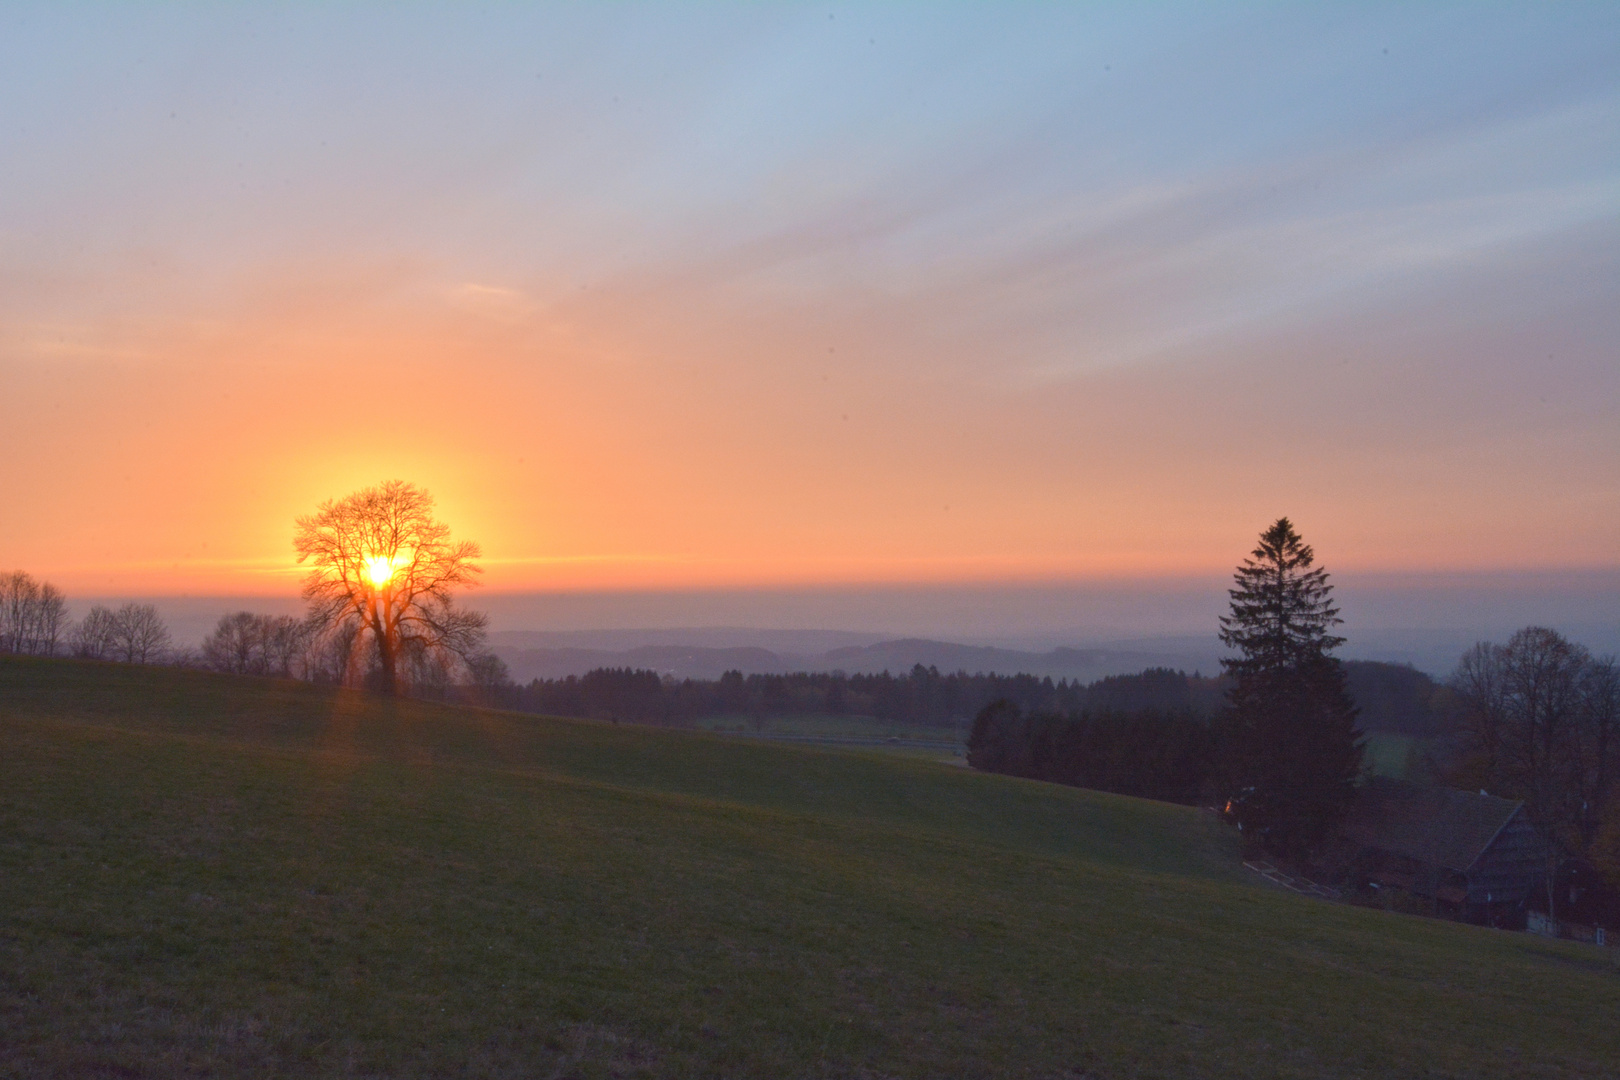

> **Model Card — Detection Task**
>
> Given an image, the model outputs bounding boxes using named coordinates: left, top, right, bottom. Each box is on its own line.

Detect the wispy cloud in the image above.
left=603, top=88, right=1619, bottom=385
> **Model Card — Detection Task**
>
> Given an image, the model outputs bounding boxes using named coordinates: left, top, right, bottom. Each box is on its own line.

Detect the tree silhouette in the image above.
left=0, top=570, right=69, bottom=656
left=70, top=606, right=119, bottom=660
left=1217, top=518, right=1362, bottom=855
left=65, top=603, right=171, bottom=663
left=202, top=611, right=313, bottom=678
left=294, top=480, right=487, bottom=694
left=1451, top=627, right=1620, bottom=856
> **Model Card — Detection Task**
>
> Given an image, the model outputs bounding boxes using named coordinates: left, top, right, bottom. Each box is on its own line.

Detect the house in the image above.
left=1341, top=778, right=1546, bottom=927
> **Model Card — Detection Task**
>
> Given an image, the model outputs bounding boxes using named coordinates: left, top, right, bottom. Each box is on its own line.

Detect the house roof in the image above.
left=1342, top=778, right=1527, bottom=874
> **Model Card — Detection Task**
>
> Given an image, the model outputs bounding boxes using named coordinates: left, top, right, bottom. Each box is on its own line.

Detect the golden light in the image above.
left=364, top=554, right=397, bottom=587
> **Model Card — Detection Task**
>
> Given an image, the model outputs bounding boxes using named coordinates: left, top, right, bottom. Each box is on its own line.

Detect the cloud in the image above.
left=578, top=87, right=1619, bottom=386
left=448, top=282, right=535, bottom=321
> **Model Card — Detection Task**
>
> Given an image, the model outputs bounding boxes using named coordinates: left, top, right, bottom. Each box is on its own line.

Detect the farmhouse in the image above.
left=1342, top=778, right=1546, bottom=927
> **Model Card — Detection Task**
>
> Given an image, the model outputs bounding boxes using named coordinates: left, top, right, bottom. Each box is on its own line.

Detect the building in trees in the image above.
left=1448, top=627, right=1620, bottom=880
left=1342, top=778, right=1546, bottom=927
left=294, top=480, right=488, bottom=694
left=1217, top=518, right=1363, bottom=855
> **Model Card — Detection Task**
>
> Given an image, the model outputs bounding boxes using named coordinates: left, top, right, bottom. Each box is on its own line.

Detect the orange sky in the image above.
left=5, top=245, right=1615, bottom=597
left=2, top=6, right=1616, bottom=597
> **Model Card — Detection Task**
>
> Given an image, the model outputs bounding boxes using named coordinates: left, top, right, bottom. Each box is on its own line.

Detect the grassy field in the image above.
left=1361, top=733, right=1434, bottom=782
left=695, top=713, right=965, bottom=746
left=2, top=657, right=1617, bottom=1079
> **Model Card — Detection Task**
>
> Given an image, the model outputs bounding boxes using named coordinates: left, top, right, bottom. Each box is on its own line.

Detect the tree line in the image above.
left=973, top=519, right=1362, bottom=856
left=1, top=570, right=173, bottom=664
left=965, top=516, right=1620, bottom=879
left=0, top=579, right=509, bottom=700
left=499, top=658, right=1439, bottom=730
left=0, top=575, right=278, bottom=673
left=2, top=483, right=505, bottom=697
left=194, top=607, right=507, bottom=697
left=0, top=571, right=69, bottom=656
left=967, top=701, right=1215, bottom=804
left=500, top=665, right=1228, bottom=729
left=964, top=625, right=1620, bottom=831
left=0, top=570, right=1230, bottom=731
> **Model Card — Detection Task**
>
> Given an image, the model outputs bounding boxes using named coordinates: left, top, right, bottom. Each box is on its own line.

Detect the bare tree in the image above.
left=33, top=583, right=68, bottom=655
left=1450, top=641, right=1509, bottom=780
left=0, top=571, right=32, bottom=653
left=1449, top=626, right=1614, bottom=869
left=71, top=606, right=120, bottom=660
left=202, top=611, right=314, bottom=677
left=293, top=480, right=486, bottom=694
left=108, top=603, right=171, bottom=664
left=466, top=651, right=512, bottom=702
left=202, top=611, right=262, bottom=674
left=0, top=571, right=69, bottom=656
left=1576, top=656, right=1620, bottom=847
left=304, top=618, right=364, bottom=685
left=265, top=614, right=317, bottom=677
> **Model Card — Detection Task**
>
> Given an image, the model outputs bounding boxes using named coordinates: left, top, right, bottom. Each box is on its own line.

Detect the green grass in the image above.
left=1362, top=733, right=1433, bottom=781
left=2, top=657, right=1617, bottom=1078
left=696, top=712, right=965, bottom=745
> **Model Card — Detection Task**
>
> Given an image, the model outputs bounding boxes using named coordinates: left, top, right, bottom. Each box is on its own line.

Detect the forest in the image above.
left=500, top=660, right=1443, bottom=734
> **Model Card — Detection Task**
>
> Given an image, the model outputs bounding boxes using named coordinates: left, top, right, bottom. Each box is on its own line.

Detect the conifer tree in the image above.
left=1217, top=518, right=1362, bottom=855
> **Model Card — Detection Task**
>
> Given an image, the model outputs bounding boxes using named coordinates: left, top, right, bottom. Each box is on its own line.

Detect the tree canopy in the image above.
left=1217, top=518, right=1362, bottom=855
left=1219, top=518, right=1345, bottom=680
left=294, top=480, right=487, bottom=694
left=1449, top=627, right=1619, bottom=865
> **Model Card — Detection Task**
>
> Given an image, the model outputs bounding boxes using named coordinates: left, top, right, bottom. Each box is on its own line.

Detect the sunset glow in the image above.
left=0, top=5, right=1614, bottom=600
left=365, top=556, right=398, bottom=590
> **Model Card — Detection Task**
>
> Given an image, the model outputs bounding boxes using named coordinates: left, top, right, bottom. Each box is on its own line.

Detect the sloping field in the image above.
left=1, top=657, right=1616, bottom=1079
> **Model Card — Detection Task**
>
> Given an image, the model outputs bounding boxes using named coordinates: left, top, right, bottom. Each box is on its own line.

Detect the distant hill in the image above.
left=496, top=644, right=796, bottom=681
left=487, top=624, right=1620, bottom=682
left=487, top=627, right=889, bottom=654
left=490, top=632, right=1225, bottom=684
left=818, top=638, right=1222, bottom=681
left=489, top=626, right=1505, bottom=685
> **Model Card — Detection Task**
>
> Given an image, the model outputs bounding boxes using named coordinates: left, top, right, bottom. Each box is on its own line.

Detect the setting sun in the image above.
left=364, top=555, right=397, bottom=588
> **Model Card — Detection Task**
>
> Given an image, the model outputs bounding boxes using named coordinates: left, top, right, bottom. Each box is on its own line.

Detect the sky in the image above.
left=2, top=3, right=1617, bottom=634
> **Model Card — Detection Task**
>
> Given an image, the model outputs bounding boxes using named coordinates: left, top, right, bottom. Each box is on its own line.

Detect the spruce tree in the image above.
left=1217, top=518, right=1362, bottom=855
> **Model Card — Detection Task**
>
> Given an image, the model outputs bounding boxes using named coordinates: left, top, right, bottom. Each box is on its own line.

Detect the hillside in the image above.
left=3, top=657, right=1617, bottom=1078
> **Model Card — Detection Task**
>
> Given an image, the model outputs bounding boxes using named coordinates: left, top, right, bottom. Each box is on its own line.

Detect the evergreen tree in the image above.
left=1217, top=518, right=1362, bottom=855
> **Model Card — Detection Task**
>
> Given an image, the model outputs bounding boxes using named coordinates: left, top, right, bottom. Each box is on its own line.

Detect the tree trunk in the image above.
left=372, top=594, right=398, bottom=695
left=378, top=639, right=398, bottom=694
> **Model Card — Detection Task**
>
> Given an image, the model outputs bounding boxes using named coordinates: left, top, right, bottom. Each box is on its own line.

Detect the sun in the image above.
left=364, top=554, right=397, bottom=587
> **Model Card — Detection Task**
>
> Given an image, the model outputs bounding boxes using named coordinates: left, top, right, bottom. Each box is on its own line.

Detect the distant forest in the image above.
left=500, top=659, right=1445, bottom=736
left=959, top=660, right=1447, bottom=807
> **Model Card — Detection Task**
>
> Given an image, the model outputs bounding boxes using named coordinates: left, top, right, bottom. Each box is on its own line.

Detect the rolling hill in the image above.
left=489, top=631, right=1225, bottom=683
left=2, top=656, right=1616, bottom=1078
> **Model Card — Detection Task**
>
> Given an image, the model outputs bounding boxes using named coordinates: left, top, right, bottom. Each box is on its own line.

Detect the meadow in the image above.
left=1, top=656, right=1616, bottom=1079
left=1360, top=733, right=1433, bottom=783
left=694, top=713, right=966, bottom=758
